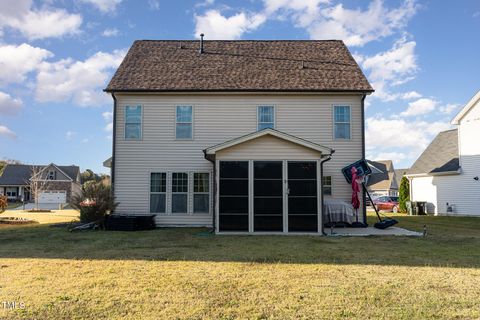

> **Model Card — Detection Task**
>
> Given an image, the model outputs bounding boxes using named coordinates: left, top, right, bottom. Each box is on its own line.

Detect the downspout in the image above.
left=111, top=92, right=117, bottom=214
left=320, top=153, right=333, bottom=235
left=361, top=93, right=367, bottom=225
left=203, top=150, right=216, bottom=233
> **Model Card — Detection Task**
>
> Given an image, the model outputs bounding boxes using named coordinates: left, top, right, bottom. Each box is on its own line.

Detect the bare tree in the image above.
left=27, top=166, right=53, bottom=211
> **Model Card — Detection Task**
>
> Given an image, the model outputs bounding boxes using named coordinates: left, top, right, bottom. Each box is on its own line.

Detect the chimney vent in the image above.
left=199, top=33, right=204, bottom=54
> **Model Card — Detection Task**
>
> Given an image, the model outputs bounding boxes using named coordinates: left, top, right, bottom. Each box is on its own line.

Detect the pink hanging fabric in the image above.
left=351, top=167, right=360, bottom=209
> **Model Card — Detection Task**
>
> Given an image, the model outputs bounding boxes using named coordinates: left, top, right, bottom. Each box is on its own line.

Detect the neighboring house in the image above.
left=104, top=39, right=373, bottom=234
left=0, top=163, right=81, bottom=204
left=365, top=160, right=399, bottom=197
left=407, top=90, right=480, bottom=215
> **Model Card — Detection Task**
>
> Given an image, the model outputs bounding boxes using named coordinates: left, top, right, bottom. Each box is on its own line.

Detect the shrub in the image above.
left=71, top=181, right=118, bottom=223
left=0, top=195, right=7, bottom=213
left=399, top=176, right=410, bottom=213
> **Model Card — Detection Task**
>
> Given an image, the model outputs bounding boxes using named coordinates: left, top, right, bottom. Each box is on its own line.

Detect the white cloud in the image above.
left=66, top=130, right=77, bottom=140
left=0, top=43, right=53, bottom=85
left=439, top=103, right=460, bottom=115
left=0, top=92, right=23, bottom=116
left=357, top=36, right=418, bottom=101
left=102, top=28, right=119, bottom=37
left=148, top=0, right=160, bottom=10
left=194, top=9, right=266, bottom=40
left=401, top=91, right=421, bottom=100
left=80, top=0, right=122, bottom=13
left=370, top=151, right=407, bottom=161
left=81, top=138, right=89, bottom=143
left=35, top=49, right=126, bottom=107
left=0, top=0, right=82, bottom=40
left=102, top=111, right=113, bottom=132
left=264, top=0, right=418, bottom=46
left=400, top=98, right=437, bottom=117
left=0, top=125, right=16, bottom=139
left=366, top=116, right=452, bottom=162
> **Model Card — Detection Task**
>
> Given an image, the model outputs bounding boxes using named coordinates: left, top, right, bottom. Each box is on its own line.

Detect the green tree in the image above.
left=399, top=176, right=410, bottom=213
left=80, top=169, right=101, bottom=184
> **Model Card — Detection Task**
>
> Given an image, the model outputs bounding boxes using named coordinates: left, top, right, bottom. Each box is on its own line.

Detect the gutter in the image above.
left=320, top=152, right=334, bottom=235
left=203, top=151, right=216, bottom=233
left=111, top=92, right=117, bottom=213
left=361, top=94, right=367, bottom=225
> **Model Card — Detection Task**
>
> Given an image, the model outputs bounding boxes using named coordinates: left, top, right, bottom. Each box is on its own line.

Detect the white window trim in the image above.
left=257, top=105, right=276, bottom=131
left=175, top=105, right=194, bottom=140
left=149, top=172, right=167, bottom=214
left=124, top=105, right=143, bottom=141
left=332, top=105, right=352, bottom=140
left=193, top=172, right=211, bottom=215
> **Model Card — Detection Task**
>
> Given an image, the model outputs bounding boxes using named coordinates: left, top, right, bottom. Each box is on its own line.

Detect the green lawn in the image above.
left=0, top=213, right=479, bottom=319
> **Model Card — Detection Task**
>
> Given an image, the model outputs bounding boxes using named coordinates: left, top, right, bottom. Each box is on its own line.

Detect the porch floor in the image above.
left=327, top=226, right=423, bottom=237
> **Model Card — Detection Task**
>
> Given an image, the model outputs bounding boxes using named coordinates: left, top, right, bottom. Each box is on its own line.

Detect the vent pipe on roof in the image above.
left=199, top=33, right=205, bottom=54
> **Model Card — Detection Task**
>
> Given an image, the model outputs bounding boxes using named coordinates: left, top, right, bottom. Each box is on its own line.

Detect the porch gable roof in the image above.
left=204, top=128, right=334, bottom=157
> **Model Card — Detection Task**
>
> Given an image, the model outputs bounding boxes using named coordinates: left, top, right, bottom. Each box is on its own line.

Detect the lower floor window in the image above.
left=322, top=176, right=332, bottom=196
left=6, top=187, right=17, bottom=197
left=150, top=173, right=166, bottom=213
left=150, top=172, right=211, bottom=214
left=172, top=172, right=188, bottom=213
left=194, top=173, right=210, bottom=213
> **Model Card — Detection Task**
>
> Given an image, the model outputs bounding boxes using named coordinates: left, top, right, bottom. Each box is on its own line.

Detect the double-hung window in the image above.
left=193, top=173, right=210, bottom=213
left=257, top=106, right=275, bottom=130
left=172, top=172, right=188, bottom=213
left=176, top=106, right=193, bottom=139
left=333, top=106, right=351, bottom=139
left=150, top=173, right=166, bottom=213
left=125, top=106, right=142, bottom=140
left=47, top=170, right=56, bottom=180
left=322, top=176, right=332, bottom=196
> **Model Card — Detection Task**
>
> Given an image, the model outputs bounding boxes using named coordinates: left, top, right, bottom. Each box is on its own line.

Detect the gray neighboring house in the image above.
left=104, top=39, right=374, bottom=234
left=365, top=160, right=399, bottom=197
left=0, top=163, right=81, bottom=204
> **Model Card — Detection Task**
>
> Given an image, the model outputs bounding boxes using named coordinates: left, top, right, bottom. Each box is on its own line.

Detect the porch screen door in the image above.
left=287, top=161, right=318, bottom=232
left=253, top=161, right=283, bottom=232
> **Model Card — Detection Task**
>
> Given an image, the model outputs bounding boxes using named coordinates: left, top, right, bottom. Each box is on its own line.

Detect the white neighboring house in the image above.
left=407, top=90, right=480, bottom=215
left=104, top=39, right=374, bottom=234
left=0, top=163, right=81, bottom=204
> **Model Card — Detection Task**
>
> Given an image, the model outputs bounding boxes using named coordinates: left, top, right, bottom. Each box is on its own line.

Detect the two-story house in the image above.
left=407, top=90, right=480, bottom=215
left=104, top=39, right=373, bottom=234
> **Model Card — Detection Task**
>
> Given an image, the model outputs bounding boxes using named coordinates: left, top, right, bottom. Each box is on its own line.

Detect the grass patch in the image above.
left=0, top=213, right=479, bottom=319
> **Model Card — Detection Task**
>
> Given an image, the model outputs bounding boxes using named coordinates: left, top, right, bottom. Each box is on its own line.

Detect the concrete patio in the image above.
left=327, top=226, right=423, bottom=237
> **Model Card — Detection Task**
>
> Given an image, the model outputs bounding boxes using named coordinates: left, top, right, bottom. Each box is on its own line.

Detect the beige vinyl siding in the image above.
left=216, top=135, right=322, bottom=160
left=114, top=93, right=364, bottom=226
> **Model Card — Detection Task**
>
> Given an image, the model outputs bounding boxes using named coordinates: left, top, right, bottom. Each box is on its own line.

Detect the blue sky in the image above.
left=0, top=0, right=479, bottom=174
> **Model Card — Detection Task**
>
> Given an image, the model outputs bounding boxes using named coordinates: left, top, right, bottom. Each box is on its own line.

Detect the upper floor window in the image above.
left=125, top=106, right=142, bottom=140
left=257, top=106, right=275, bottom=130
left=47, top=170, right=56, bottom=180
left=333, top=106, right=351, bottom=139
left=176, top=106, right=193, bottom=139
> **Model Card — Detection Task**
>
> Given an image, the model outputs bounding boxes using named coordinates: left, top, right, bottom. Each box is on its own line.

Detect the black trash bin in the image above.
left=105, top=214, right=156, bottom=231
left=416, top=201, right=426, bottom=215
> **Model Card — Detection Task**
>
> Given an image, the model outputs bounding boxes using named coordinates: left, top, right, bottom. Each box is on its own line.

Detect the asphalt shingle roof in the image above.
left=0, top=164, right=79, bottom=185
left=409, top=129, right=460, bottom=175
left=366, top=160, right=397, bottom=190
left=105, top=40, right=373, bottom=92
